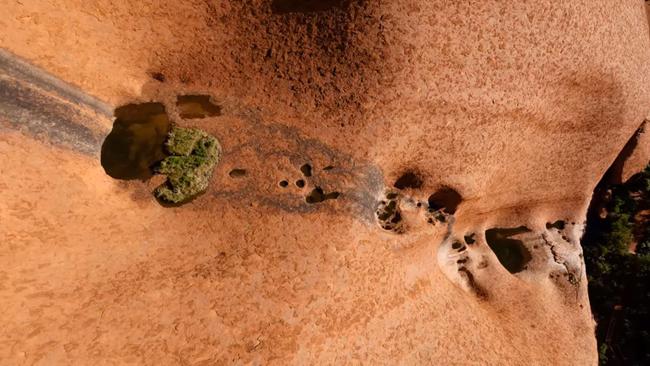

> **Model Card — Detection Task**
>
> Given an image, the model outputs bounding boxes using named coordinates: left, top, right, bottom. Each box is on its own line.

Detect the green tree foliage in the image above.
left=154, top=127, right=220, bottom=204
left=584, top=163, right=650, bottom=365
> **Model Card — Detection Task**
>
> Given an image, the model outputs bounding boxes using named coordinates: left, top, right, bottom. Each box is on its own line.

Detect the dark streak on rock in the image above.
left=215, top=108, right=383, bottom=222
left=458, top=267, right=488, bottom=300
left=0, top=49, right=111, bottom=155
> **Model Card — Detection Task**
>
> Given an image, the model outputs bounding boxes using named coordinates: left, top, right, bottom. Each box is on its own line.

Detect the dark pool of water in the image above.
left=100, top=102, right=171, bottom=180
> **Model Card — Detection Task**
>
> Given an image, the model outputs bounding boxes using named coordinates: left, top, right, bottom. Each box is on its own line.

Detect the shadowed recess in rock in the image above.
left=464, top=233, right=476, bottom=245
left=546, top=220, right=566, bottom=230
left=300, top=163, right=312, bottom=177
left=229, top=168, right=247, bottom=178
left=176, top=95, right=222, bottom=119
left=375, top=191, right=405, bottom=233
left=428, top=187, right=462, bottom=214
left=485, top=227, right=533, bottom=274
left=149, top=71, right=166, bottom=82
left=306, top=186, right=340, bottom=204
left=393, top=171, right=423, bottom=190
left=100, top=102, right=170, bottom=180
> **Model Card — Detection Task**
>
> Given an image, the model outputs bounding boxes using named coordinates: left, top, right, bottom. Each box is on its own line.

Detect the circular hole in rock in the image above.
left=279, top=180, right=289, bottom=187
left=300, top=163, right=312, bottom=177
left=296, top=179, right=305, bottom=188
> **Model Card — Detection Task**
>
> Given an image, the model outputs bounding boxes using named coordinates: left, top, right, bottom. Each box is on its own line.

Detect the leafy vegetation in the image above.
left=583, top=163, right=650, bottom=365
left=154, top=127, right=220, bottom=204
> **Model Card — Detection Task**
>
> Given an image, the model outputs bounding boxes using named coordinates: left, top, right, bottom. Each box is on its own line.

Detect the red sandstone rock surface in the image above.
left=1, top=1, right=649, bottom=364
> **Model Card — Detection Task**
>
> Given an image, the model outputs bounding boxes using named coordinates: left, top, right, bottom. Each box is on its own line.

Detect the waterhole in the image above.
left=100, top=102, right=170, bottom=180
left=176, top=95, right=221, bottom=119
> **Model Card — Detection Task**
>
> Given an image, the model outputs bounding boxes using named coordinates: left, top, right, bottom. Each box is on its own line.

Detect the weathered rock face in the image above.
left=1, top=0, right=649, bottom=364
left=622, top=120, right=650, bottom=182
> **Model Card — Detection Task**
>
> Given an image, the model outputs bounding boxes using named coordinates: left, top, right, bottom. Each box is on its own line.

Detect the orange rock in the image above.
left=2, top=1, right=650, bottom=364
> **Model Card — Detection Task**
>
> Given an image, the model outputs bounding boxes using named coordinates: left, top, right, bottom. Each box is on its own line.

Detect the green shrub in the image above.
left=584, top=162, right=650, bottom=365
left=154, top=127, right=220, bottom=204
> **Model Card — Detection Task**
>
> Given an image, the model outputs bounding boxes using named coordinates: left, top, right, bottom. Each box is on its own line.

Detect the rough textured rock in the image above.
left=1, top=0, right=650, bottom=364
left=622, top=120, right=650, bottom=182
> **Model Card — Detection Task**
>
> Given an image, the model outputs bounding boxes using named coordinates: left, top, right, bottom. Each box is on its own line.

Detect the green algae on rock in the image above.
left=154, top=127, right=220, bottom=204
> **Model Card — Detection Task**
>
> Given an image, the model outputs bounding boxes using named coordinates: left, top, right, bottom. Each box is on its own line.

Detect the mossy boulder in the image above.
left=154, top=127, right=220, bottom=204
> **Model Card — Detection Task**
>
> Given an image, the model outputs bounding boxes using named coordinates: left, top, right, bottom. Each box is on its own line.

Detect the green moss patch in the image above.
left=154, top=127, right=220, bottom=204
